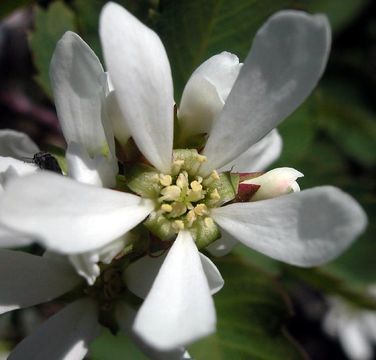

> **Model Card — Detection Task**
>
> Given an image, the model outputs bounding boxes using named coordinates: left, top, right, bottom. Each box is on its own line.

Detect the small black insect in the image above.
left=32, top=152, right=62, bottom=174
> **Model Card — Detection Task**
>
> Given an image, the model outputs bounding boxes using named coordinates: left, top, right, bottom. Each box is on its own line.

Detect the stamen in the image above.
left=161, top=204, right=173, bottom=213
left=186, top=210, right=196, bottom=227
left=159, top=174, right=172, bottom=186
left=203, top=170, right=220, bottom=186
left=210, top=188, right=220, bottom=200
left=204, top=217, right=215, bottom=228
left=190, top=180, right=202, bottom=192
left=170, top=202, right=187, bottom=218
left=172, top=220, right=185, bottom=231
left=176, top=171, right=189, bottom=189
left=194, top=203, right=208, bottom=216
left=160, top=185, right=181, bottom=201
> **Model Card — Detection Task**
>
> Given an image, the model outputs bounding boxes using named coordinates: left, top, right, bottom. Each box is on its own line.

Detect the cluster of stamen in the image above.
left=152, top=154, right=221, bottom=233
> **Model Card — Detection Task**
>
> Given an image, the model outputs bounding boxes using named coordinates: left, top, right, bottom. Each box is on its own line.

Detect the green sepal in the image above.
left=206, top=172, right=239, bottom=206
left=115, top=174, right=127, bottom=191
left=144, top=214, right=176, bottom=241
left=191, top=217, right=221, bottom=249
left=172, top=149, right=203, bottom=176
left=125, top=163, right=161, bottom=198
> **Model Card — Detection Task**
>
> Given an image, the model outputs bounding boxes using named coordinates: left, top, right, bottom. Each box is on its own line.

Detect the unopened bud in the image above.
left=242, top=167, right=303, bottom=201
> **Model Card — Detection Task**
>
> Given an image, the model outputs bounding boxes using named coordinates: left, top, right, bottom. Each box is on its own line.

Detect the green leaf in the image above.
left=72, top=0, right=103, bottom=60
left=283, top=266, right=376, bottom=310
left=157, top=0, right=293, bottom=100
left=28, top=1, right=76, bottom=97
left=275, top=94, right=319, bottom=166
left=303, top=0, right=368, bottom=33
left=90, top=329, right=148, bottom=360
left=315, top=87, right=376, bottom=167
left=72, top=0, right=158, bottom=61
left=189, top=255, right=306, bottom=359
left=0, top=0, right=29, bottom=19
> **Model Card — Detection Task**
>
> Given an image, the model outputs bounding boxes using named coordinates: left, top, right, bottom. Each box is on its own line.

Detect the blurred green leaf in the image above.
left=303, top=0, right=369, bottom=33
left=28, top=1, right=76, bottom=98
left=157, top=0, right=293, bottom=100
left=276, top=94, right=319, bottom=166
left=315, top=88, right=376, bottom=167
left=72, top=0, right=103, bottom=60
left=90, top=329, right=148, bottom=360
left=189, top=255, right=306, bottom=359
left=0, top=0, right=30, bottom=19
left=283, top=266, right=376, bottom=310
left=72, top=0, right=157, bottom=63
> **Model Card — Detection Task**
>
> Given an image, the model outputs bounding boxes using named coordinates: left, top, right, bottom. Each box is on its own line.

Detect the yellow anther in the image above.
left=190, top=180, right=202, bottom=192
left=204, top=217, right=215, bottom=228
left=211, top=170, right=220, bottom=180
left=186, top=210, right=196, bottom=227
left=170, top=202, right=187, bottom=218
left=161, top=204, right=172, bottom=213
left=196, top=176, right=203, bottom=183
left=196, top=154, right=207, bottom=163
left=160, top=185, right=181, bottom=201
left=176, top=171, right=189, bottom=189
left=194, top=203, right=208, bottom=216
left=172, top=220, right=185, bottom=231
left=210, top=188, right=220, bottom=200
left=159, top=174, right=172, bottom=186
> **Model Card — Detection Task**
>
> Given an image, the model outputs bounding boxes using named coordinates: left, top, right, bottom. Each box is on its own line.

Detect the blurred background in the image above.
left=0, top=0, right=375, bottom=359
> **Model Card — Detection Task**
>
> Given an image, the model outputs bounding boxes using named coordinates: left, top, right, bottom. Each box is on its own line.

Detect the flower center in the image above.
left=125, top=149, right=240, bottom=248
left=155, top=165, right=221, bottom=233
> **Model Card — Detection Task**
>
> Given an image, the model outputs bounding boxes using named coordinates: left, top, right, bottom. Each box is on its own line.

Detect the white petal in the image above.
left=178, top=52, right=241, bottom=136
left=124, top=252, right=167, bottom=300
left=50, top=31, right=112, bottom=158
left=9, top=298, right=100, bottom=360
left=70, top=235, right=131, bottom=285
left=201, top=11, right=331, bottom=174
left=338, top=320, right=373, bottom=360
left=0, top=224, right=33, bottom=248
left=68, top=253, right=100, bottom=286
left=0, top=172, right=155, bottom=254
left=211, top=186, right=367, bottom=267
left=116, top=302, right=189, bottom=360
left=100, top=3, right=174, bottom=173
left=0, top=249, right=81, bottom=314
left=105, top=91, right=131, bottom=146
left=0, top=129, right=39, bottom=158
left=219, top=130, right=282, bottom=172
left=66, top=142, right=117, bottom=188
left=206, top=229, right=238, bottom=257
left=362, top=313, right=376, bottom=342
left=0, top=157, right=37, bottom=179
left=199, top=253, right=224, bottom=294
left=125, top=250, right=223, bottom=299
left=133, top=231, right=216, bottom=350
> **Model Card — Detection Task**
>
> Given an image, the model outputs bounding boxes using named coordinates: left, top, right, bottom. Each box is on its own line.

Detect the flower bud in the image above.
left=242, top=167, right=303, bottom=201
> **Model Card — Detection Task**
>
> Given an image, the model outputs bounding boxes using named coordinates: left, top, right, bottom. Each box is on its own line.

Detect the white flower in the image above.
left=323, top=288, right=376, bottom=360
left=0, top=2, right=367, bottom=351
left=0, top=249, right=191, bottom=360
